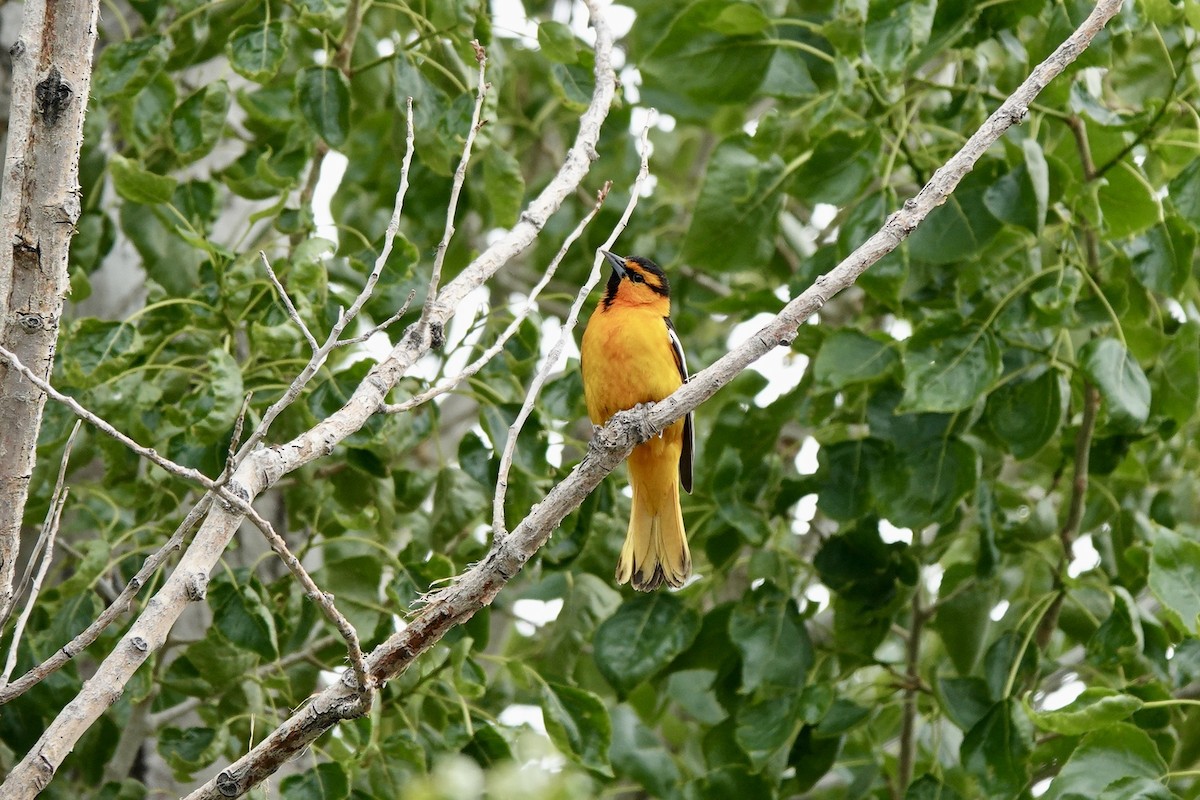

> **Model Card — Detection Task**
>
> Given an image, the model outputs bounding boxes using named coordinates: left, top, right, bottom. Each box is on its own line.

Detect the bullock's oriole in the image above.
left=580, top=251, right=694, bottom=591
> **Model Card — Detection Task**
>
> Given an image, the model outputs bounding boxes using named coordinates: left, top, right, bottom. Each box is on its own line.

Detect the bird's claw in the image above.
left=631, top=401, right=658, bottom=441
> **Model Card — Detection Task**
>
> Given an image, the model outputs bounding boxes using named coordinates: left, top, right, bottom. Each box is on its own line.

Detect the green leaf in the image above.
left=609, top=705, right=682, bottom=799
left=813, top=330, right=897, bottom=389
left=960, top=700, right=1032, bottom=798
left=171, top=82, right=230, bottom=163
left=93, top=35, right=169, bottom=100
left=683, top=138, right=785, bottom=272
left=539, top=682, right=613, bottom=775
left=1169, top=158, right=1200, bottom=231
left=906, top=775, right=965, bottom=800
left=157, top=727, right=222, bottom=780
left=931, top=566, right=995, bottom=675
left=110, top=154, right=177, bottom=205
left=900, top=320, right=1002, bottom=413
left=791, top=130, right=879, bottom=206
left=985, top=369, right=1064, bottom=458
left=633, top=1, right=773, bottom=113
left=734, top=692, right=803, bottom=767
left=873, top=438, right=978, bottom=527
left=1045, top=724, right=1167, bottom=800
left=296, top=67, right=351, bottom=147
left=1149, top=527, right=1200, bottom=634
left=1153, top=321, right=1200, bottom=425
left=210, top=575, right=279, bottom=660
left=710, top=2, right=770, bottom=34
left=1129, top=217, right=1196, bottom=295
left=537, top=21, right=579, bottom=63
left=908, top=162, right=1003, bottom=263
left=594, top=594, right=701, bottom=694
left=280, top=762, right=351, bottom=800
left=1080, top=338, right=1152, bottom=431
left=483, top=145, right=525, bottom=228
left=1026, top=688, right=1143, bottom=735
left=865, top=0, right=936, bottom=74
left=729, top=585, right=813, bottom=694
left=816, top=439, right=886, bottom=521
left=226, top=22, right=287, bottom=82
left=937, top=676, right=995, bottom=732
left=1099, top=162, right=1162, bottom=238
left=62, top=319, right=143, bottom=389
left=188, top=348, right=244, bottom=440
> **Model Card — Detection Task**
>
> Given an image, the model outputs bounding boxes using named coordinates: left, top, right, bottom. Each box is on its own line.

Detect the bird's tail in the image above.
left=616, top=455, right=690, bottom=591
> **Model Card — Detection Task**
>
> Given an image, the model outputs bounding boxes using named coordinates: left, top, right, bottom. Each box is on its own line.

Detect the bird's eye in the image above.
left=628, top=271, right=644, bottom=283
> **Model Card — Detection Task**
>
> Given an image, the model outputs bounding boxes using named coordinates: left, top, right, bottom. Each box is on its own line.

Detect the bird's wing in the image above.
left=665, top=316, right=694, bottom=494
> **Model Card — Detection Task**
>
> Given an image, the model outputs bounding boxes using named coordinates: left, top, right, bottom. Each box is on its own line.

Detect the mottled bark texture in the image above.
left=0, top=0, right=101, bottom=622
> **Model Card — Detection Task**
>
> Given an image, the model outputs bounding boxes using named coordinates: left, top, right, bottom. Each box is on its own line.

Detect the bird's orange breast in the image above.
left=581, top=305, right=684, bottom=425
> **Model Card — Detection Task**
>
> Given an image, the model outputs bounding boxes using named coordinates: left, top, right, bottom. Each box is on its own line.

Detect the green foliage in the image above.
left=8, top=0, right=1200, bottom=799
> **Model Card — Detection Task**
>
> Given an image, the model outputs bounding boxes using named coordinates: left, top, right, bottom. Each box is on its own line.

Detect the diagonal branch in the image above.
left=420, top=40, right=489, bottom=341
left=183, top=1, right=1126, bottom=796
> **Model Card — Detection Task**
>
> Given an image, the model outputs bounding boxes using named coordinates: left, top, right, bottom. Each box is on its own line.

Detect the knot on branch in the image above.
left=10, top=40, right=25, bottom=58
left=185, top=572, right=209, bottom=601
left=215, top=770, right=241, bottom=797
left=36, top=67, right=73, bottom=128
left=130, top=636, right=149, bottom=652
left=15, top=311, right=48, bottom=333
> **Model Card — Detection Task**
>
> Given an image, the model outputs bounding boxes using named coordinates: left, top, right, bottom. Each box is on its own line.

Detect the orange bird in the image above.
left=580, top=251, right=694, bottom=590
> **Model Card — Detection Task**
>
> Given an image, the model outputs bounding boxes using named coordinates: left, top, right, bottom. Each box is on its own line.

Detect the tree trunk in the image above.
left=0, top=0, right=101, bottom=622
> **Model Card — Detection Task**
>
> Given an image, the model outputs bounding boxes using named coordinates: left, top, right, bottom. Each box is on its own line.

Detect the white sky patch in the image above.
left=546, top=428, right=565, bottom=467
left=514, top=598, right=564, bottom=628
left=811, top=203, right=838, bottom=230
left=886, top=317, right=913, bottom=341
left=989, top=600, right=1010, bottom=622
left=804, top=583, right=831, bottom=612
left=879, top=520, right=913, bottom=545
left=923, top=564, right=944, bottom=595
left=491, top=0, right=539, bottom=42
left=792, top=493, right=817, bottom=536
left=1068, top=534, right=1101, bottom=578
left=727, top=313, right=808, bottom=406
left=375, top=38, right=396, bottom=57
left=312, top=150, right=349, bottom=246
left=499, top=704, right=547, bottom=736
left=1039, top=675, right=1086, bottom=711
left=795, top=436, right=819, bottom=475
left=1032, top=778, right=1052, bottom=798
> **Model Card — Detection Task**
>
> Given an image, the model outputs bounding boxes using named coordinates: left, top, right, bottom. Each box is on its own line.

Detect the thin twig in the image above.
left=235, top=98, right=417, bottom=464
left=491, top=121, right=654, bottom=539
left=420, top=41, right=489, bottom=336
left=239, top=504, right=370, bottom=695
left=261, top=252, right=319, bottom=353
left=0, top=346, right=218, bottom=491
left=2, top=421, right=82, bottom=633
left=897, top=588, right=924, bottom=796
left=0, top=496, right=213, bottom=704
left=1038, top=115, right=1104, bottom=651
left=334, top=289, right=417, bottom=347
left=0, top=423, right=80, bottom=685
left=381, top=182, right=612, bottom=415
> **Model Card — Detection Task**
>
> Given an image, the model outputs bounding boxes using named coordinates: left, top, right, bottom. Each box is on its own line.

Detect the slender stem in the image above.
left=420, top=41, right=489, bottom=334
left=0, top=423, right=80, bottom=685
left=897, top=588, right=924, bottom=796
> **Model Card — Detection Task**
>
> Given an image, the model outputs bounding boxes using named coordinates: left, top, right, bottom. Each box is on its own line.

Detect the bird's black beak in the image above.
left=601, top=250, right=627, bottom=278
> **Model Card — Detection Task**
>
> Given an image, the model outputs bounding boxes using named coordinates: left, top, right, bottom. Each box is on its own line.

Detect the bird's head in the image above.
left=600, top=250, right=671, bottom=310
